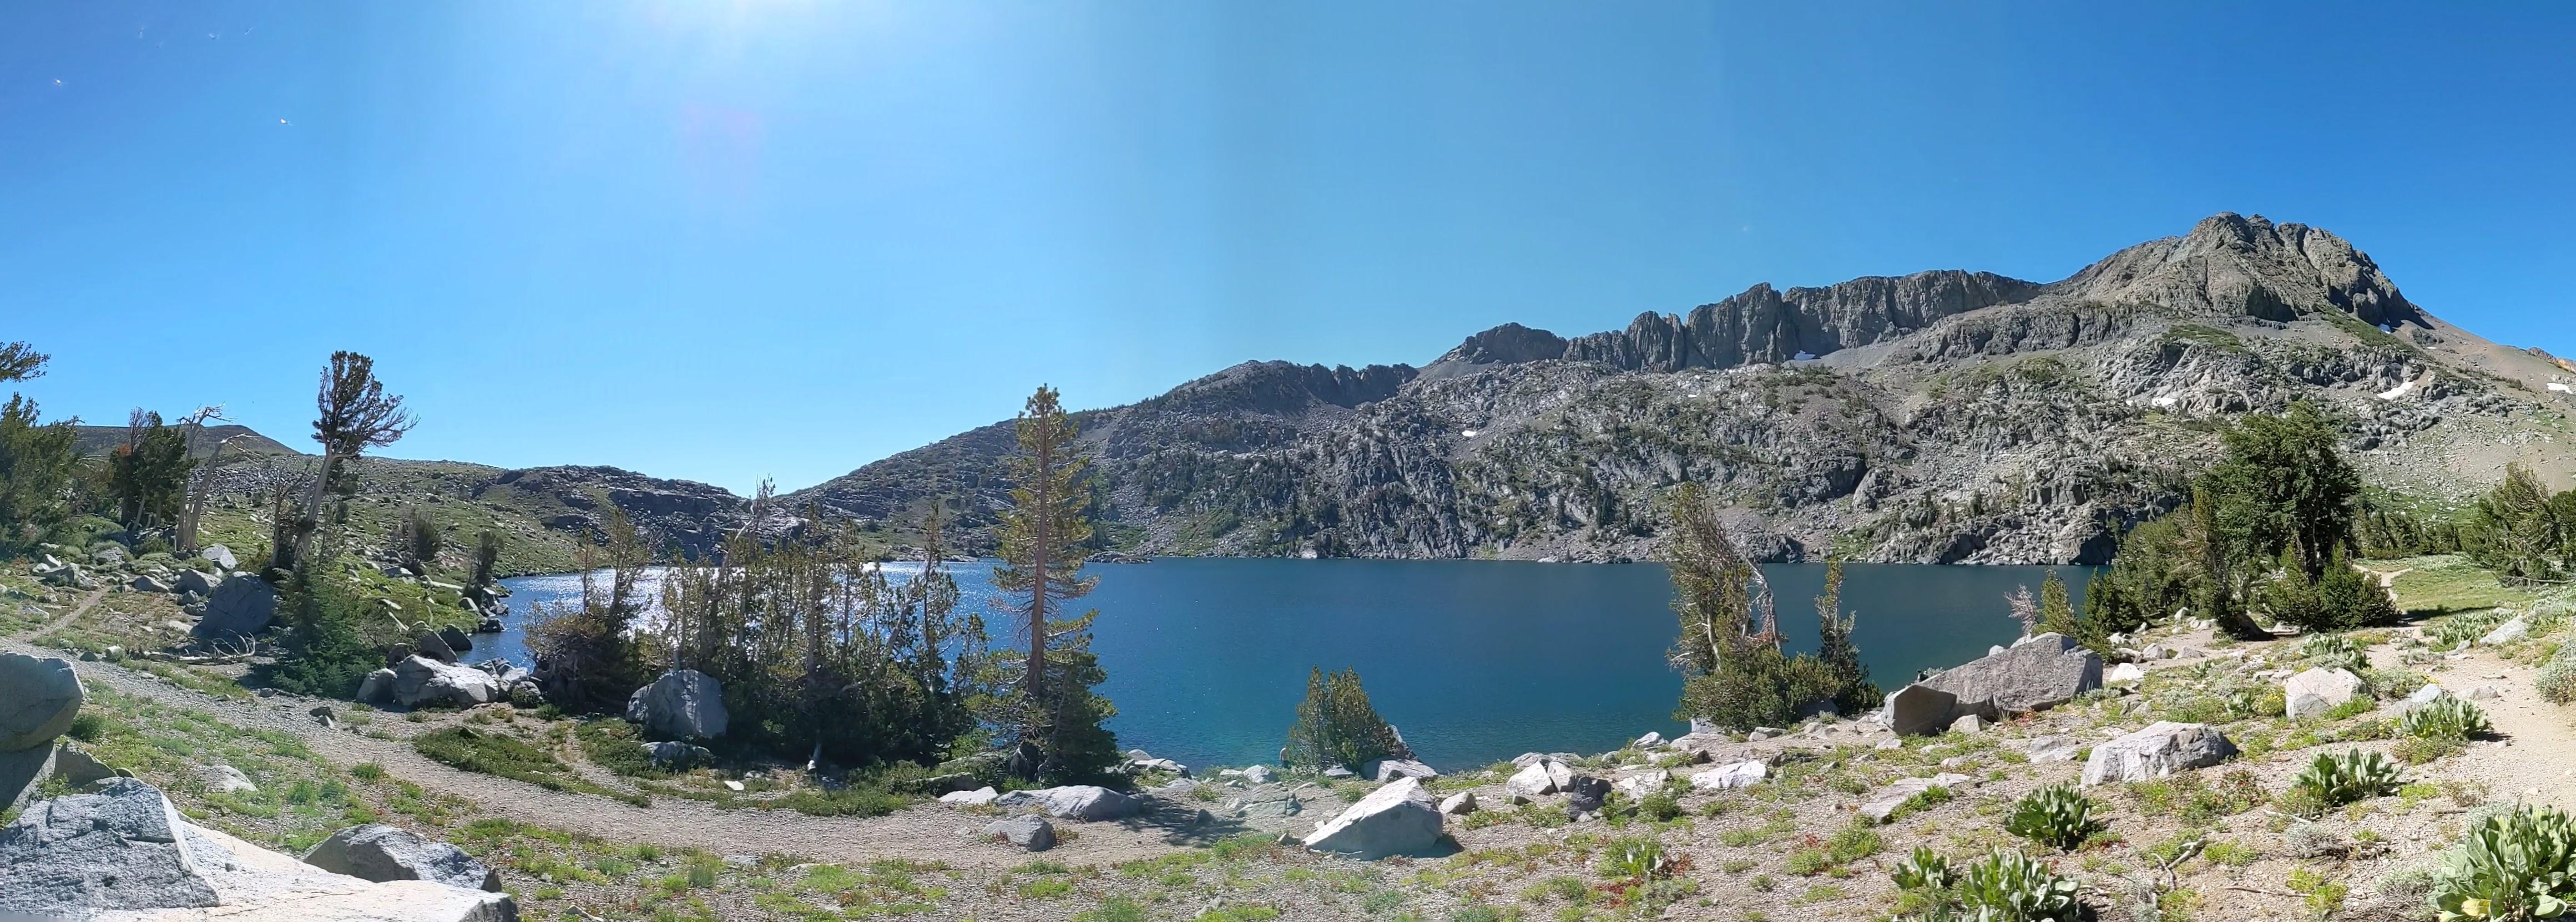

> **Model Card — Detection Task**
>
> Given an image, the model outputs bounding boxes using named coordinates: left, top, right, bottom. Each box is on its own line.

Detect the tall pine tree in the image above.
left=993, top=386, right=1119, bottom=781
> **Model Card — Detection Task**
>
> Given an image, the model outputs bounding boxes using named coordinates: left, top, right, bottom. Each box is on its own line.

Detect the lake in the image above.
left=487, top=559, right=2093, bottom=772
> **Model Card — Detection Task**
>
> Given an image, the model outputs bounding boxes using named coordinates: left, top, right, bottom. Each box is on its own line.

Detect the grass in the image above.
left=2386, top=555, right=2542, bottom=617
left=412, top=726, right=650, bottom=807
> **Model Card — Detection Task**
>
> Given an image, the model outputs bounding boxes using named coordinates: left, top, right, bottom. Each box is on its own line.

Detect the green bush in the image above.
left=1600, top=836, right=1676, bottom=882
left=2286, top=750, right=2401, bottom=817
left=2537, top=643, right=2576, bottom=705
left=1282, top=667, right=1407, bottom=771
left=2004, top=784, right=2102, bottom=852
left=2432, top=804, right=2576, bottom=921
left=1891, top=847, right=1956, bottom=891
left=2299, top=634, right=2370, bottom=673
left=1954, top=849, right=2084, bottom=921
left=2399, top=698, right=2493, bottom=742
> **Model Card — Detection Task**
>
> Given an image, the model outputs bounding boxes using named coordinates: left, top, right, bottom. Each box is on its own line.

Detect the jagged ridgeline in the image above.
left=129, top=214, right=2576, bottom=566
left=786, top=212, right=2575, bottom=564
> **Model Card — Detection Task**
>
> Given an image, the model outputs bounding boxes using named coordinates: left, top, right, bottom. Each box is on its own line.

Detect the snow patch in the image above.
left=2549, top=382, right=2573, bottom=394
left=1460, top=429, right=1480, bottom=438
left=2377, top=379, right=2418, bottom=401
left=1791, top=351, right=1818, bottom=361
left=2151, top=395, right=2179, bottom=408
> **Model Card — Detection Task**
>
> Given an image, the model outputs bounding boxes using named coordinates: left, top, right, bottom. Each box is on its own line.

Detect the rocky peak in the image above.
left=1558, top=270, right=2043, bottom=373
left=1142, top=361, right=1417, bottom=416
left=1433, top=323, right=1570, bottom=367
left=2052, top=212, right=2420, bottom=327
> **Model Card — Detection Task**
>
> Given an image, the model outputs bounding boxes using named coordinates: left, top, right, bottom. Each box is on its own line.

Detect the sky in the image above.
left=4, top=2, right=2572, bottom=494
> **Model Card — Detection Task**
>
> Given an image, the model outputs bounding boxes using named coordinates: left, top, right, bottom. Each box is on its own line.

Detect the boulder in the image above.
left=302, top=824, right=503, bottom=892
left=52, top=742, right=115, bottom=788
left=1438, top=791, right=1477, bottom=815
left=2080, top=722, right=2236, bottom=786
left=1301, top=777, right=1444, bottom=859
left=92, top=544, right=130, bottom=566
left=196, top=764, right=257, bottom=794
left=0, top=652, right=83, bottom=752
left=190, top=575, right=278, bottom=641
left=1949, top=715, right=1986, bottom=734
left=174, top=568, right=223, bottom=596
left=627, top=670, right=729, bottom=741
left=414, top=630, right=459, bottom=665
left=940, top=787, right=999, bottom=807
left=1504, top=761, right=1562, bottom=798
left=201, top=544, right=239, bottom=571
left=131, top=574, right=171, bottom=592
left=991, top=786, right=1142, bottom=822
left=438, top=626, right=474, bottom=656
left=2405, top=683, right=2446, bottom=706
left=1633, top=731, right=1664, bottom=748
left=1125, top=757, right=1190, bottom=777
left=2481, top=617, right=2530, bottom=646
left=2284, top=668, right=2366, bottom=720
left=985, top=815, right=1056, bottom=852
left=357, top=668, right=398, bottom=705
left=0, top=778, right=219, bottom=912
left=1612, top=770, right=1668, bottom=799
left=1688, top=761, right=1767, bottom=791
left=1239, top=764, right=1275, bottom=784
left=391, top=656, right=502, bottom=709
left=1920, top=632, right=2102, bottom=720
left=1363, top=758, right=1438, bottom=782
left=1859, top=773, right=1977, bottom=823
left=2107, top=663, right=2146, bottom=685
left=1562, top=775, right=1613, bottom=814
left=2468, top=685, right=2503, bottom=700
left=1886, top=683, right=1961, bottom=737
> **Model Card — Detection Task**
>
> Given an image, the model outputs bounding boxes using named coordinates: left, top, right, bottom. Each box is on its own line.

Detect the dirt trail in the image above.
left=2421, top=649, right=2576, bottom=813
left=2, top=616, right=1242, bottom=869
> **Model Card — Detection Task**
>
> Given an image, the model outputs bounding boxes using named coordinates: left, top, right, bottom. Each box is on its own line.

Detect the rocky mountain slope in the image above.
left=785, top=213, right=2576, bottom=564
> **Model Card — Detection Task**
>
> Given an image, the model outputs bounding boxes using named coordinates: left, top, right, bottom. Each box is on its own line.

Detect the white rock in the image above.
left=301, top=824, right=502, bottom=892
left=195, top=765, right=257, bottom=794
left=990, top=786, right=1141, bottom=822
left=2080, top=722, right=2236, bottom=786
left=1949, top=714, right=1985, bottom=734
left=1688, top=761, right=1767, bottom=791
left=2468, top=685, right=2503, bottom=700
left=2284, top=667, right=2366, bottom=720
left=1632, top=731, right=1663, bottom=749
left=2481, top=617, right=2530, bottom=646
left=1437, top=791, right=1477, bottom=815
left=939, top=787, right=998, bottom=807
left=2107, top=663, right=2147, bottom=685
left=1612, top=770, right=1668, bottom=799
left=626, top=670, right=729, bottom=741
left=1362, top=759, right=1437, bottom=783
left=1301, top=777, right=1443, bottom=859
left=1859, top=773, right=1974, bottom=822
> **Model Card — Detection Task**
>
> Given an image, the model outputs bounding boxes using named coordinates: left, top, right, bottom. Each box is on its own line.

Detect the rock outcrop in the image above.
left=302, top=824, right=504, bottom=893
left=391, top=656, right=502, bottom=709
left=2284, top=668, right=2366, bottom=720
left=984, top=815, right=1057, bottom=852
left=2081, top=722, right=2237, bottom=786
left=1919, top=633, right=2103, bottom=720
left=1301, top=777, right=1445, bottom=859
left=190, top=575, right=278, bottom=641
left=0, top=652, right=82, bottom=753
left=991, top=786, right=1142, bottom=823
left=627, top=670, right=729, bottom=741
left=0, top=778, right=219, bottom=912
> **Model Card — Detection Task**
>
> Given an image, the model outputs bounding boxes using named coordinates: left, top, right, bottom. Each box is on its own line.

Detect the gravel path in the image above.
left=4, top=612, right=1252, bottom=869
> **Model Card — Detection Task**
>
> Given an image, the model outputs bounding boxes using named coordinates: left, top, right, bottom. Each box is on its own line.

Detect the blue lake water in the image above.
left=490, top=559, right=2092, bottom=772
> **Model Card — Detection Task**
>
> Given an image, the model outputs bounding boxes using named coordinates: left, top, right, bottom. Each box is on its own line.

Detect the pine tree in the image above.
left=274, top=352, right=413, bottom=575
left=108, top=409, right=192, bottom=536
left=2206, top=401, right=2360, bottom=582
left=993, top=386, right=1119, bottom=781
left=1667, top=483, right=1848, bottom=729
left=1813, top=558, right=1881, bottom=714
left=1283, top=667, right=1409, bottom=771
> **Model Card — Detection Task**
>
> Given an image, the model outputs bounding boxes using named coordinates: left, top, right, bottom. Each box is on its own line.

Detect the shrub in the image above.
left=1282, top=667, right=1407, bottom=771
left=2004, top=784, right=2102, bottom=851
left=2398, top=697, right=2492, bottom=741
left=2433, top=805, right=2576, bottom=921
left=1638, top=789, right=1681, bottom=822
left=2537, top=642, right=2576, bottom=705
left=1891, top=847, right=1956, bottom=891
left=2300, top=634, right=2370, bottom=673
left=2286, top=750, right=2401, bottom=817
left=1953, top=849, right=2084, bottom=921
left=1600, top=837, right=1676, bottom=882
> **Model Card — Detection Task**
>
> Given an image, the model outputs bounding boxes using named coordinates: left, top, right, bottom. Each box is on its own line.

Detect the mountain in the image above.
left=782, top=213, right=2576, bottom=564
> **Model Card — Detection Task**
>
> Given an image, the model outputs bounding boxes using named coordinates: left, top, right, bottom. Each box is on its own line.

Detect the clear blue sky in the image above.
left=4, top=2, right=2570, bottom=494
